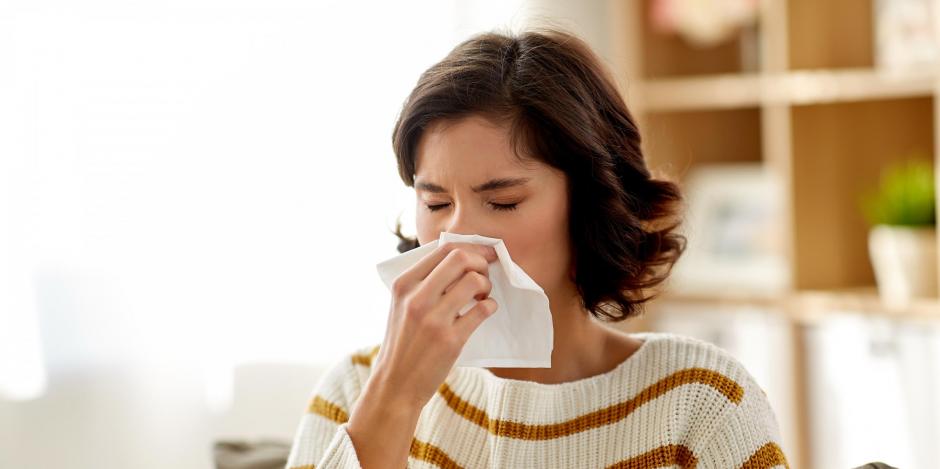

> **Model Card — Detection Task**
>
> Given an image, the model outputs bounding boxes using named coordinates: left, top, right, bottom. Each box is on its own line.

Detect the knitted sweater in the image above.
left=284, top=331, right=790, bottom=469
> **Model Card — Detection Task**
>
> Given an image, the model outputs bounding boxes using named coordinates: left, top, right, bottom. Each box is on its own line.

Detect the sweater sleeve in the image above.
left=694, top=367, right=792, bottom=469
left=284, top=345, right=377, bottom=469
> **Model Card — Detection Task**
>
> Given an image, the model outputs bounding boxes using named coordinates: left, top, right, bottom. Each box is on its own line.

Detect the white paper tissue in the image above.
left=375, top=232, right=554, bottom=368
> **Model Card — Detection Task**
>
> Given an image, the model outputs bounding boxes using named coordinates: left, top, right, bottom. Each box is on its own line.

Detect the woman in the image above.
left=285, top=27, right=790, bottom=469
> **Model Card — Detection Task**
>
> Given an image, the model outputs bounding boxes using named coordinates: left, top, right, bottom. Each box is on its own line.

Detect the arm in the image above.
left=345, top=369, right=424, bottom=469
left=283, top=346, right=426, bottom=469
left=694, top=374, right=792, bottom=469
left=285, top=243, right=499, bottom=468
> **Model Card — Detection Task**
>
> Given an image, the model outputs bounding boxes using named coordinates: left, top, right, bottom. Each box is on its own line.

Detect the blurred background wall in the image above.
left=2, top=1, right=939, bottom=469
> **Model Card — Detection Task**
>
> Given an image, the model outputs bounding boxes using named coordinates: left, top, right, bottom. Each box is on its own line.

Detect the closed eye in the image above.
left=426, top=202, right=519, bottom=212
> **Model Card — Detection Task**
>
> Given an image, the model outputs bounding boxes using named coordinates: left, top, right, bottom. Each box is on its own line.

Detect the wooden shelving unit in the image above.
left=604, top=1, right=940, bottom=468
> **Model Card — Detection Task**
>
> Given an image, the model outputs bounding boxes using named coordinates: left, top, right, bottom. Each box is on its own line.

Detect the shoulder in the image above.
left=649, top=331, right=773, bottom=406
left=649, top=330, right=735, bottom=358
left=632, top=332, right=776, bottom=432
left=642, top=332, right=789, bottom=467
left=648, top=331, right=763, bottom=388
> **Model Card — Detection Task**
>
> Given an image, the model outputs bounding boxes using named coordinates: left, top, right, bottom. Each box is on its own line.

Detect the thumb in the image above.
left=453, top=297, right=498, bottom=343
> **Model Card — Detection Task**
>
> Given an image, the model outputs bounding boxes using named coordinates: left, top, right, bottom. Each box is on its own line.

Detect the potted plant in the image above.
left=859, top=155, right=937, bottom=308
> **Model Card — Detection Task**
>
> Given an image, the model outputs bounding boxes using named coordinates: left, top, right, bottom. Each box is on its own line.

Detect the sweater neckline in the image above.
left=456, top=331, right=662, bottom=391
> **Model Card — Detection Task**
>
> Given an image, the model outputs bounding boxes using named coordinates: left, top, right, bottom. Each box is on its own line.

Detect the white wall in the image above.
left=0, top=1, right=614, bottom=468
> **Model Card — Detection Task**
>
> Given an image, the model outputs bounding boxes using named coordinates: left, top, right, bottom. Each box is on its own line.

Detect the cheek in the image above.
left=505, top=242, right=560, bottom=295
left=503, top=224, right=571, bottom=289
left=514, top=199, right=571, bottom=287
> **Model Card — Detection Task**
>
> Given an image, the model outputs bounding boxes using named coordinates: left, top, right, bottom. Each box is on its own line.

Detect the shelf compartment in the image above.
left=790, top=96, right=935, bottom=291
left=639, top=0, right=761, bottom=78
left=788, top=0, right=874, bottom=70
left=642, top=107, right=763, bottom=179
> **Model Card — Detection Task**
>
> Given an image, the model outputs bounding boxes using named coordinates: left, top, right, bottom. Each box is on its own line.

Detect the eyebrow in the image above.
left=414, top=177, right=532, bottom=194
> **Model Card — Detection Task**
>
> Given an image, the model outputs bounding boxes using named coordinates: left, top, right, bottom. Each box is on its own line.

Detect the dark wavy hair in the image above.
left=389, top=27, right=687, bottom=322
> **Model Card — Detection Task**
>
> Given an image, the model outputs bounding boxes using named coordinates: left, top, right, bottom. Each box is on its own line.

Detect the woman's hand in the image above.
left=346, top=242, right=499, bottom=468
left=373, top=241, right=499, bottom=407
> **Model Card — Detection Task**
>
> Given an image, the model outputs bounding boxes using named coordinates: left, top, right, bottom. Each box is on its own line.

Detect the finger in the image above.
left=437, top=270, right=493, bottom=317
left=425, top=248, right=494, bottom=301
left=398, top=242, right=497, bottom=292
left=453, top=297, right=498, bottom=342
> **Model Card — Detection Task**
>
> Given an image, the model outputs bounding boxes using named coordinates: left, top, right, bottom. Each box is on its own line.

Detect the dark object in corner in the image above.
left=851, top=462, right=899, bottom=469
left=214, top=440, right=291, bottom=469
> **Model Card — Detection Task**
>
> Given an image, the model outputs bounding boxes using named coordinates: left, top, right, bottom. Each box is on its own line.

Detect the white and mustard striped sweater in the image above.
left=285, top=331, right=790, bottom=469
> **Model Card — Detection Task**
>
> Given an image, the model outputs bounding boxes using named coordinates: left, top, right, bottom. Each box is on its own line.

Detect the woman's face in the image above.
left=414, top=114, right=573, bottom=297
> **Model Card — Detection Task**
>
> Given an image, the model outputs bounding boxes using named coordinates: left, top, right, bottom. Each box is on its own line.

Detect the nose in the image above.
left=444, top=202, right=481, bottom=237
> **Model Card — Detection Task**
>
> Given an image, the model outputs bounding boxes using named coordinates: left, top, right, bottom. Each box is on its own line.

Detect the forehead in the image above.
left=414, top=115, right=537, bottom=178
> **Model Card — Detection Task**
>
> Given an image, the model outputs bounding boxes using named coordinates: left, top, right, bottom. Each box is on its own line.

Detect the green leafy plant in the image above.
left=859, top=154, right=936, bottom=227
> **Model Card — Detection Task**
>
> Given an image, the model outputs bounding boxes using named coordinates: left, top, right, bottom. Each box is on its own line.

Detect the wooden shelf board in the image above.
left=639, top=68, right=939, bottom=112
left=651, top=288, right=940, bottom=324
left=655, top=289, right=785, bottom=307
left=793, top=287, right=940, bottom=324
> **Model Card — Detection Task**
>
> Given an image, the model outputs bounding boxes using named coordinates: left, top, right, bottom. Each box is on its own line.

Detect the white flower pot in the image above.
left=868, top=225, right=938, bottom=308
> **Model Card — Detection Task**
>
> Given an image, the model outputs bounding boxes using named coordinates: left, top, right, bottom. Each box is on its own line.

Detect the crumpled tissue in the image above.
left=376, top=232, right=553, bottom=368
